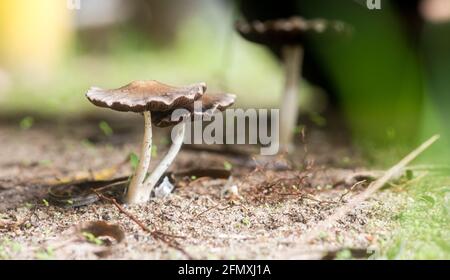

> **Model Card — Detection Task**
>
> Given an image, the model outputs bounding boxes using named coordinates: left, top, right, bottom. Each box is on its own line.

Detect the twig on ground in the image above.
left=339, top=180, right=366, bottom=202
left=300, top=193, right=337, bottom=205
left=287, top=134, right=440, bottom=258
left=92, top=189, right=193, bottom=259
left=180, top=197, right=197, bottom=213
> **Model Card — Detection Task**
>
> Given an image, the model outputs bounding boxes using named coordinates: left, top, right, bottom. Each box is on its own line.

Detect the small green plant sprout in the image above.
left=39, top=159, right=52, bottom=166
left=129, top=152, right=139, bottom=171
left=418, top=194, right=436, bottom=206
left=151, top=145, right=158, bottom=157
left=335, top=249, right=353, bottom=260
left=24, top=202, right=34, bottom=209
left=99, top=121, right=113, bottom=136
left=82, top=232, right=104, bottom=245
left=223, top=161, right=233, bottom=171
left=42, top=199, right=49, bottom=207
left=309, top=112, right=327, bottom=127
left=35, top=246, right=54, bottom=260
left=81, top=138, right=94, bottom=148
left=318, top=231, right=328, bottom=240
left=241, top=217, right=251, bottom=227
left=19, top=116, right=34, bottom=130
left=293, top=125, right=305, bottom=135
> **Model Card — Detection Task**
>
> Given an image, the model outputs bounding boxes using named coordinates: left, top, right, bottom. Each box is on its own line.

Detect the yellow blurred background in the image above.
left=0, top=0, right=71, bottom=78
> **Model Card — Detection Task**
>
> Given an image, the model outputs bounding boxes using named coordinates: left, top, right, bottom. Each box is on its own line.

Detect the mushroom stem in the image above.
left=142, top=121, right=186, bottom=199
left=279, top=44, right=304, bottom=151
left=126, top=111, right=153, bottom=204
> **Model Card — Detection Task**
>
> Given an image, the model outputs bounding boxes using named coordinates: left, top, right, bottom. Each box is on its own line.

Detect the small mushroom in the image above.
left=236, top=16, right=350, bottom=150
left=86, top=80, right=206, bottom=204
left=140, top=93, right=236, bottom=200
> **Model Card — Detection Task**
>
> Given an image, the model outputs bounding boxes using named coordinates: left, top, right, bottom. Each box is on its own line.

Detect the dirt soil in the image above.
left=0, top=117, right=406, bottom=259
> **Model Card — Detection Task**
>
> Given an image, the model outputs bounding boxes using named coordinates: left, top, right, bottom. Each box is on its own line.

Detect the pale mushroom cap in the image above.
left=86, top=80, right=207, bottom=113
left=236, top=16, right=351, bottom=45
left=152, top=93, right=236, bottom=127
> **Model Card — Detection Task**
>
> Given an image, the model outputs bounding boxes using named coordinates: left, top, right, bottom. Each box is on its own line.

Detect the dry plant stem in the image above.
left=279, top=45, right=304, bottom=151
left=126, top=111, right=153, bottom=204
left=93, top=190, right=193, bottom=259
left=287, top=134, right=440, bottom=258
left=339, top=180, right=366, bottom=202
left=142, top=122, right=186, bottom=199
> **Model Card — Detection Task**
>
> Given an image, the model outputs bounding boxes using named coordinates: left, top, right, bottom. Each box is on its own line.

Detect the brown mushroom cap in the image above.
left=86, top=80, right=207, bottom=113
left=152, top=93, right=236, bottom=127
left=236, top=16, right=351, bottom=46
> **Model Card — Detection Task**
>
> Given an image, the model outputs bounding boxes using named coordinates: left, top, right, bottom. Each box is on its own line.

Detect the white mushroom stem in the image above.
left=279, top=44, right=304, bottom=151
left=126, top=111, right=153, bottom=204
left=141, top=121, right=186, bottom=200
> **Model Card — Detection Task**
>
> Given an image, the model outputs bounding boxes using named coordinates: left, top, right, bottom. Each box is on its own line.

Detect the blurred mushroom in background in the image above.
left=236, top=16, right=350, bottom=151
left=234, top=0, right=435, bottom=146
left=420, top=0, right=450, bottom=159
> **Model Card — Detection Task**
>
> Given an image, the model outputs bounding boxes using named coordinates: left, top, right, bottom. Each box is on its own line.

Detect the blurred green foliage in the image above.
left=380, top=177, right=450, bottom=259
left=99, top=120, right=113, bottom=136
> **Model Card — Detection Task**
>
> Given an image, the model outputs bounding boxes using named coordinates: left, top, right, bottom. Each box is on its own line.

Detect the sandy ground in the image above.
left=0, top=118, right=405, bottom=259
